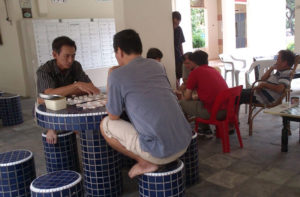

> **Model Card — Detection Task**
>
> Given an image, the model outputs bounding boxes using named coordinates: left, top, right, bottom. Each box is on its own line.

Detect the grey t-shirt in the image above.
left=106, top=57, right=192, bottom=158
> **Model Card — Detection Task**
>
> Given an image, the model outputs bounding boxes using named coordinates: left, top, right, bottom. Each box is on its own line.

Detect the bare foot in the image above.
left=46, top=129, right=57, bottom=144
left=128, top=160, right=158, bottom=178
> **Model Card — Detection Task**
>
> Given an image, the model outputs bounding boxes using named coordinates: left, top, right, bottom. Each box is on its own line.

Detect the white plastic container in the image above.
left=44, top=97, right=67, bottom=110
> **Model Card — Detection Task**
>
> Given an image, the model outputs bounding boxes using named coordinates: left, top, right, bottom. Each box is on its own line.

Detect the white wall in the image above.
left=221, top=0, right=236, bottom=54
left=247, top=0, right=286, bottom=56
left=113, top=0, right=176, bottom=88
left=0, top=0, right=114, bottom=96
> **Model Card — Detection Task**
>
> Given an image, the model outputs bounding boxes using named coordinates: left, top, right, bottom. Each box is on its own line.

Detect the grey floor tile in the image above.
left=255, top=167, right=297, bottom=185
left=227, top=160, right=264, bottom=176
left=235, top=178, right=281, bottom=197
left=185, top=181, right=230, bottom=197
left=206, top=170, right=249, bottom=189
left=201, top=154, right=237, bottom=169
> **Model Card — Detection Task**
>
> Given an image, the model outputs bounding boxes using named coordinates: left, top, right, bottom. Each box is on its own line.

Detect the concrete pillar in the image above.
left=221, top=0, right=236, bottom=54
left=113, top=0, right=176, bottom=88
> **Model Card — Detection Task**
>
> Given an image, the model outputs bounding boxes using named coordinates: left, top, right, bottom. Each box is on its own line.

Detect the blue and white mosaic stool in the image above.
left=0, top=93, right=23, bottom=126
left=180, top=132, right=200, bottom=186
left=0, top=150, right=36, bottom=197
left=138, top=160, right=185, bottom=197
left=30, top=170, right=83, bottom=197
left=35, top=103, right=122, bottom=197
left=42, top=131, right=80, bottom=173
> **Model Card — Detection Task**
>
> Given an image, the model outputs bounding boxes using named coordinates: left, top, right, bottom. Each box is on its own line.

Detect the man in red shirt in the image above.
left=180, top=50, right=228, bottom=138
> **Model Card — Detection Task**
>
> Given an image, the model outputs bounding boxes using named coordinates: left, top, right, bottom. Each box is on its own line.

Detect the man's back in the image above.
left=107, top=57, right=192, bottom=158
left=187, top=65, right=228, bottom=111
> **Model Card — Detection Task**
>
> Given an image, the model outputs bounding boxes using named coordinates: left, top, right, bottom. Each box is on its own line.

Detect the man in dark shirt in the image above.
left=36, top=36, right=99, bottom=144
left=173, top=11, right=185, bottom=86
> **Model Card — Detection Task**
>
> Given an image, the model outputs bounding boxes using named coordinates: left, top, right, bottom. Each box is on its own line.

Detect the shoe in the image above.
left=197, top=128, right=205, bottom=136
left=203, top=130, right=213, bottom=139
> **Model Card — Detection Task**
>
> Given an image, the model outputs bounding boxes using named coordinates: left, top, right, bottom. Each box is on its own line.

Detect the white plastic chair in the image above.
left=245, top=59, right=277, bottom=89
left=219, top=54, right=247, bottom=87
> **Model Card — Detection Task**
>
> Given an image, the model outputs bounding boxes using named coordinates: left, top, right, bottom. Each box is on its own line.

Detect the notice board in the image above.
left=32, top=18, right=117, bottom=70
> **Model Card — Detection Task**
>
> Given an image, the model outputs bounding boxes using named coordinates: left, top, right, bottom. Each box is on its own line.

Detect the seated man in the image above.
left=180, top=50, right=228, bottom=138
left=240, top=50, right=295, bottom=105
left=146, top=48, right=163, bottom=62
left=178, top=52, right=194, bottom=91
left=36, top=36, right=100, bottom=144
left=100, top=29, right=192, bottom=178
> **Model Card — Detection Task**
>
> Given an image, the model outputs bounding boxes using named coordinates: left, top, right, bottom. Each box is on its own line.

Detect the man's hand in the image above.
left=74, top=82, right=100, bottom=95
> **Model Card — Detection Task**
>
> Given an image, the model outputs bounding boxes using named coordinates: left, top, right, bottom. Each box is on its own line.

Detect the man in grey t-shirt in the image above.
left=100, top=29, right=192, bottom=178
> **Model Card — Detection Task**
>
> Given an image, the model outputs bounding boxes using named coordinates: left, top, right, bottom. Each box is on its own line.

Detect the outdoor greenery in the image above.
left=191, top=7, right=206, bottom=48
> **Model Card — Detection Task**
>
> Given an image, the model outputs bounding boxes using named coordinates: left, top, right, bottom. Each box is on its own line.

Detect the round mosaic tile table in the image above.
left=0, top=149, right=36, bottom=197
left=35, top=104, right=122, bottom=197
left=0, top=93, right=23, bottom=126
left=42, top=131, right=80, bottom=173
left=30, top=170, right=83, bottom=197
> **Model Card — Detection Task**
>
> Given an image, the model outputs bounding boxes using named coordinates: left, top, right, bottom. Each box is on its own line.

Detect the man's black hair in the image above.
left=113, top=29, right=143, bottom=55
left=172, top=11, right=181, bottom=21
left=189, top=50, right=208, bottom=65
left=279, top=49, right=296, bottom=67
left=52, top=36, right=76, bottom=54
left=147, top=48, right=163, bottom=59
left=182, top=52, right=193, bottom=61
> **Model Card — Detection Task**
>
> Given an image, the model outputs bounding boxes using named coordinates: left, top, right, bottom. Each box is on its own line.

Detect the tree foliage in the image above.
left=191, top=7, right=206, bottom=48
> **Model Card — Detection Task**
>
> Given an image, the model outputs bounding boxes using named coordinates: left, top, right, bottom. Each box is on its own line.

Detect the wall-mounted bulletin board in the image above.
left=32, top=18, right=117, bottom=70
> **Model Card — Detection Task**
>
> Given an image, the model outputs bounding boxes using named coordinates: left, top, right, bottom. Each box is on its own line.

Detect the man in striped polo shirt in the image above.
left=36, top=36, right=99, bottom=144
left=240, top=50, right=295, bottom=105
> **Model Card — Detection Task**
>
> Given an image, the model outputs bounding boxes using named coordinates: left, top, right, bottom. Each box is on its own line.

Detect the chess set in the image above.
left=67, top=94, right=107, bottom=110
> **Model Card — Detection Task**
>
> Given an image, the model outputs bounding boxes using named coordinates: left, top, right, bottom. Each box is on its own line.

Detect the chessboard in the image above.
left=67, top=94, right=107, bottom=110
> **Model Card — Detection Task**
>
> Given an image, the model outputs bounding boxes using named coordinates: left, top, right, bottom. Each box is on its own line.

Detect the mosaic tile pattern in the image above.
left=35, top=104, right=105, bottom=131
left=0, top=94, right=23, bottom=126
left=36, top=104, right=123, bottom=196
left=30, top=170, right=83, bottom=197
left=138, top=160, right=185, bottom=197
left=180, top=133, right=200, bottom=186
left=0, top=150, right=36, bottom=197
left=80, top=130, right=122, bottom=197
left=42, top=131, right=80, bottom=173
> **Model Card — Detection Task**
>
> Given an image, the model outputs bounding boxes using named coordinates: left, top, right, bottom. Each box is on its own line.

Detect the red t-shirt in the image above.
left=186, top=65, right=228, bottom=112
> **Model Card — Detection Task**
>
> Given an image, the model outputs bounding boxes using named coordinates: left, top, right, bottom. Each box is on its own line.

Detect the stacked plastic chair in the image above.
left=42, top=131, right=80, bottom=173
left=138, top=160, right=185, bottom=197
left=0, top=150, right=36, bottom=197
left=30, top=170, right=83, bottom=197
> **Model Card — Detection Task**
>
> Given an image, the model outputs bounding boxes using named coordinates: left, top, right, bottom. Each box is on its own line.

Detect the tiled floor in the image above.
left=1, top=81, right=300, bottom=196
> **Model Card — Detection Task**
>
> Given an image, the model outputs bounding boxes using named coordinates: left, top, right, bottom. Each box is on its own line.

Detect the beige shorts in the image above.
left=101, top=116, right=187, bottom=165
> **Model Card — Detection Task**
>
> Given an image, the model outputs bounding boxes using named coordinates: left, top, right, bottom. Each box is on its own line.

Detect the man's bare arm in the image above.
left=183, top=89, right=192, bottom=100
left=44, top=82, right=100, bottom=96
